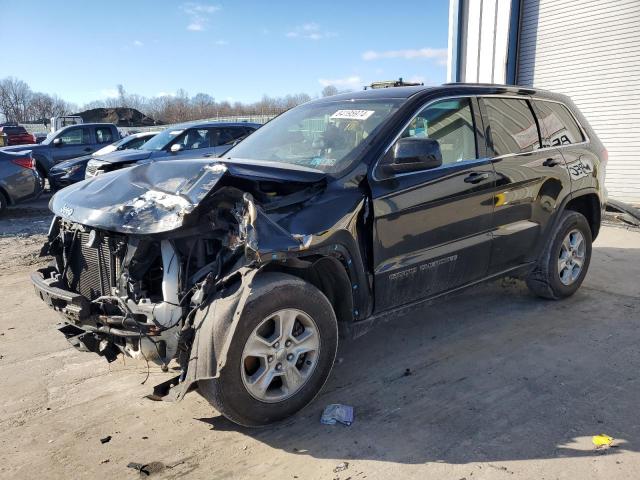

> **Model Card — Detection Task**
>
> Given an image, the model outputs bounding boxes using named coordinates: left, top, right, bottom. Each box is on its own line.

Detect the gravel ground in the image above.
left=1, top=198, right=639, bottom=479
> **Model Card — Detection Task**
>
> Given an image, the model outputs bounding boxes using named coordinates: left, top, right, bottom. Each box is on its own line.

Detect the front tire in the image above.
left=198, top=272, right=338, bottom=427
left=526, top=210, right=592, bottom=299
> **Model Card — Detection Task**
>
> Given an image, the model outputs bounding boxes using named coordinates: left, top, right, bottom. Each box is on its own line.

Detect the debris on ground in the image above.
left=321, top=404, right=354, bottom=426
left=605, top=199, right=640, bottom=228
left=333, top=462, right=349, bottom=473
left=100, top=435, right=112, bottom=444
left=593, top=434, right=614, bottom=448
left=127, top=462, right=150, bottom=476
left=403, top=368, right=412, bottom=377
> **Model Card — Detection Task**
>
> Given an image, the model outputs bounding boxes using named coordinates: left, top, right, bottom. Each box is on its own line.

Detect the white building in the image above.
left=447, top=0, right=640, bottom=205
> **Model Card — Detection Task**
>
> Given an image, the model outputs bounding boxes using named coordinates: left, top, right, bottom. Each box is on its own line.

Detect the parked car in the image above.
left=31, top=84, right=605, bottom=427
left=0, top=123, right=120, bottom=186
left=0, top=124, right=36, bottom=146
left=48, top=132, right=158, bottom=191
left=85, top=122, right=259, bottom=178
left=0, top=150, right=42, bottom=213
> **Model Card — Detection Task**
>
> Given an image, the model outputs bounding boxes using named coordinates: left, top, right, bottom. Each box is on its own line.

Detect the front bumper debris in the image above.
left=31, top=267, right=90, bottom=321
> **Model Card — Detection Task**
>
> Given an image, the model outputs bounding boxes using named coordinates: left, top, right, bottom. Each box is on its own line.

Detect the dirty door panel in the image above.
left=371, top=97, right=494, bottom=312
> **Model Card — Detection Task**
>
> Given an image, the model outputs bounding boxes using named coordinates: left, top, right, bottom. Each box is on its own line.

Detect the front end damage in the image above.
left=32, top=159, right=367, bottom=399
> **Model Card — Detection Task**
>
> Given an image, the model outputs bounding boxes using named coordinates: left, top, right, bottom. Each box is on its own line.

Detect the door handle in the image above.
left=202, top=153, right=214, bottom=158
left=464, top=172, right=490, bottom=184
left=543, top=158, right=560, bottom=167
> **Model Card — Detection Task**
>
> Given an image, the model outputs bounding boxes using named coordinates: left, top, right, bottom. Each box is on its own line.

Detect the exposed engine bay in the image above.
left=32, top=159, right=368, bottom=397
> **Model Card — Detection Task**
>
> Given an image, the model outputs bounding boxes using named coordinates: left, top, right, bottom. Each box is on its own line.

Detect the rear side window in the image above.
left=125, top=136, right=147, bottom=149
left=95, top=127, right=114, bottom=144
left=214, top=127, right=248, bottom=146
left=2, top=126, right=28, bottom=135
left=532, top=101, right=585, bottom=147
left=398, top=98, right=477, bottom=165
left=483, top=98, right=540, bottom=156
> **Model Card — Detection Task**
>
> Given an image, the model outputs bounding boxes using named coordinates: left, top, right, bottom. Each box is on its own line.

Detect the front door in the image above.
left=52, top=126, right=94, bottom=162
left=370, top=97, right=495, bottom=312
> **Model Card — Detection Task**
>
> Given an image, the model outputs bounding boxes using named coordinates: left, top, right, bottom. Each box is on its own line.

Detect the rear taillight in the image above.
left=601, top=148, right=608, bottom=165
left=11, top=157, right=35, bottom=170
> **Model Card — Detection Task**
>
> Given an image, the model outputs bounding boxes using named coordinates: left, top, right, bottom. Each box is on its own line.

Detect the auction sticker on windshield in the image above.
left=330, top=110, right=375, bottom=120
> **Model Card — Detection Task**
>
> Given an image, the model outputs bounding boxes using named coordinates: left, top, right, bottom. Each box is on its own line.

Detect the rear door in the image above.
left=370, top=97, right=495, bottom=312
left=51, top=126, right=94, bottom=162
left=480, top=96, right=571, bottom=274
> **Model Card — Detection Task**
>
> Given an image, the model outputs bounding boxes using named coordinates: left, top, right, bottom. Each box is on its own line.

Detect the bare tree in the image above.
left=0, top=77, right=32, bottom=122
left=321, top=85, right=339, bottom=97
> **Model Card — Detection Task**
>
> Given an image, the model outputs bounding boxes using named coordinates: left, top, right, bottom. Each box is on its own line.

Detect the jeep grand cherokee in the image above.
left=32, top=84, right=606, bottom=426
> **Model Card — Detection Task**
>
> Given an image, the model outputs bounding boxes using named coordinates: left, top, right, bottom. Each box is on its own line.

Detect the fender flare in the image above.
left=175, top=267, right=260, bottom=400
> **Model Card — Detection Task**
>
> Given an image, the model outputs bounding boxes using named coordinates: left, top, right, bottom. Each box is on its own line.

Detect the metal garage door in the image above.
left=517, top=0, right=640, bottom=204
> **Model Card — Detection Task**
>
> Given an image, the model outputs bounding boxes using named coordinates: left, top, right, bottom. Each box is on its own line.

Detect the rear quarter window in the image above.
left=532, top=100, right=585, bottom=147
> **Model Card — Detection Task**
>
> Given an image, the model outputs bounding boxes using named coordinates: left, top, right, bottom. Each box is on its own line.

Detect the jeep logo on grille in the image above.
left=60, top=204, right=74, bottom=218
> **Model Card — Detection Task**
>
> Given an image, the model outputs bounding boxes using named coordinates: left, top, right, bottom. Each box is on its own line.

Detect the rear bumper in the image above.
left=1, top=168, right=43, bottom=204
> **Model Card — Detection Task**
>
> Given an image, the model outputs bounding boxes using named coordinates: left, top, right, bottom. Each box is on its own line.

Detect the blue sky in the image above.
left=0, top=0, right=450, bottom=106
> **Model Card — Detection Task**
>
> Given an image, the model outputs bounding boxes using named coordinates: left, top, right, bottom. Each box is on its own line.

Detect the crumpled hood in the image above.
left=50, top=158, right=326, bottom=235
left=97, top=149, right=154, bottom=164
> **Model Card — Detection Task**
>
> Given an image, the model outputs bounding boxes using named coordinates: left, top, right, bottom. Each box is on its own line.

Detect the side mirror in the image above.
left=382, top=137, right=442, bottom=174
left=170, top=143, right=184, bottom=153
left=53, top=138, right=62, bottom=147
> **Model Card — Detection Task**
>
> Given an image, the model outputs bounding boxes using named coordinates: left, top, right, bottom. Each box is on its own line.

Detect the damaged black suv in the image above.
left=32, top=84, right=606, bottom=426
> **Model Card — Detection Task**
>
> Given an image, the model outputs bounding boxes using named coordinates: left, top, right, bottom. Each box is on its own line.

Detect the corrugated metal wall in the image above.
left=518, top=0, right=640, bottom=204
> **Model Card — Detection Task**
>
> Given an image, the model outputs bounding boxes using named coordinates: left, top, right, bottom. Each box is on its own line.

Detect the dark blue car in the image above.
left=85, top=122, right=259, bottom=178
left=48, top=131, right=158, bottom=190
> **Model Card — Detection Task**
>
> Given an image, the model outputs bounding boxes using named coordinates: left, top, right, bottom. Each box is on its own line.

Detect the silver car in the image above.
left=0, top=150, right=43, bottom=213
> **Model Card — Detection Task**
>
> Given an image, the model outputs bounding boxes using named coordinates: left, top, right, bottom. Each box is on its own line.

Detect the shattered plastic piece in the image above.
left=100, top=435, right=112, bottom=444
left=127, top=462, right=150, bottom=476
left=333, top=462, right=349, bottom=473
left=592, top=434, right=614, bottom=448
left=321, top=404, right=354, bottom=426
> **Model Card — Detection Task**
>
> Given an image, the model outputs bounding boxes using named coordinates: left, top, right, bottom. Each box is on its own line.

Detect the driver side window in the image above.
left=59, top=127, right=90, bottom=145
left=400, top=98, right=477, bottom=165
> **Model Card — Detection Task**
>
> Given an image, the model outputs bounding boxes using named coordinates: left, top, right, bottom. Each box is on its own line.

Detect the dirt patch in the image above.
left=0, top=200, right=52, bottom=274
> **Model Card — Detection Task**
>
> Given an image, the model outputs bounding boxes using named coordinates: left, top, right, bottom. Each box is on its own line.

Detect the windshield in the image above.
left=140, top=128, right=184, bottom=151
left=225, top=99, right=403, bottom=174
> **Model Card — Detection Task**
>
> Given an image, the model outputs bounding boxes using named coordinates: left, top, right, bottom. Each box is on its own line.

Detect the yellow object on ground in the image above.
left=592, top=434, right=614, bottom=447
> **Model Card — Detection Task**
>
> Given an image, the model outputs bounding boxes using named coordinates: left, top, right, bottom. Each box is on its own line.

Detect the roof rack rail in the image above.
left=443, top=82, right=536, bottom=92
left=364, top=77, right=424, bottom=90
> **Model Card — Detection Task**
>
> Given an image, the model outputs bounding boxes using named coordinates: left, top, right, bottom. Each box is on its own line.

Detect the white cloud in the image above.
left=133, top=40, right=144, bottom=47
left=181, top=2, right=220, bottom=31
left=362, top=47, right=448, bottom=65
left=287, top=23, right=337, bottom=40
left=215, top=39, right=228, bottom=45
left=318, top=76, right=362, bottom=88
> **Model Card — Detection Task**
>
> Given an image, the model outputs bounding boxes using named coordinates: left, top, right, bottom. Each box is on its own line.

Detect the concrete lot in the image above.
left=0, top=204, right=639, bottom=479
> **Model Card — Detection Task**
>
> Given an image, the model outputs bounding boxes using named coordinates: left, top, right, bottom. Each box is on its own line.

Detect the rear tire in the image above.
left=35, top=162, right=47, bottom=191
left=526, top=210, right=592, bottom=299
left=0, top=191, right=7, bottom=214
left=198, top=272, right=338, bottom=427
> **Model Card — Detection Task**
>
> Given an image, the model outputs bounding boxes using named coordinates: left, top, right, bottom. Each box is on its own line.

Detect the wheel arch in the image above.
left=565, top=191, right=601, bottom=240
left=0, top=185, right=11, bottom=206
left=263, top=255, right=355, bottom=330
